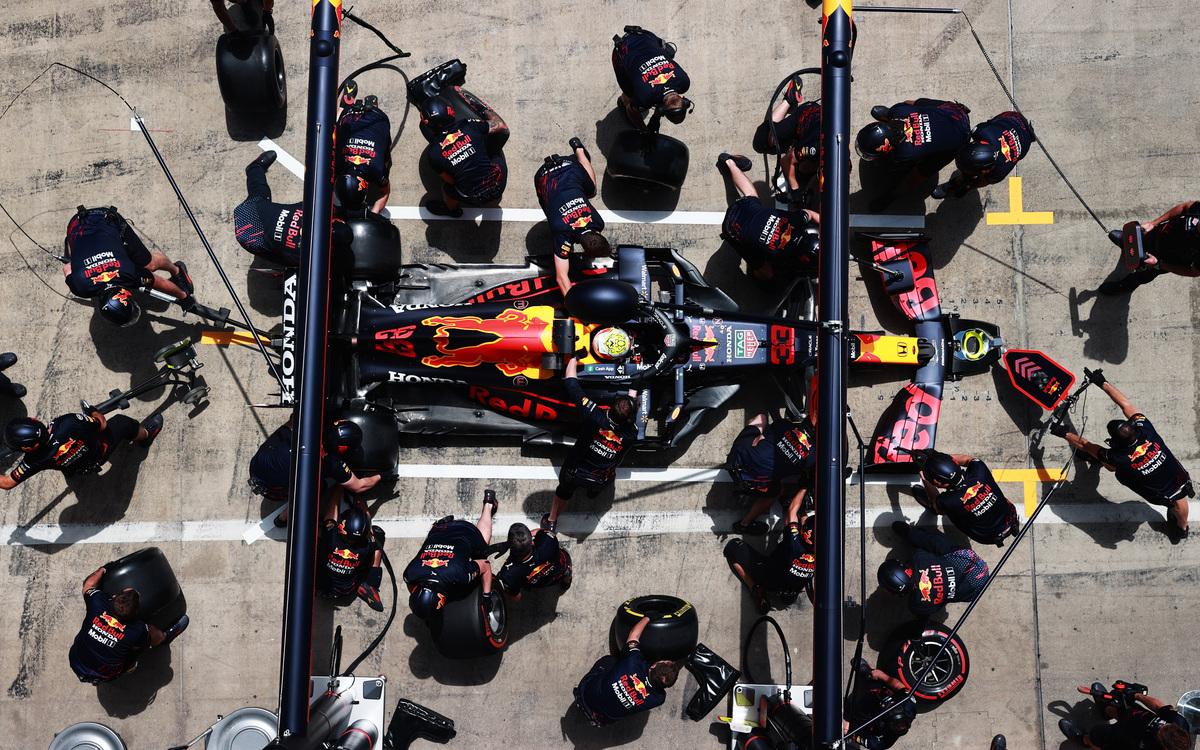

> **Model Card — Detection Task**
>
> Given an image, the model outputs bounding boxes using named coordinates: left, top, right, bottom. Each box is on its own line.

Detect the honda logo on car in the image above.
left=280, top=274, right=297, bottom=404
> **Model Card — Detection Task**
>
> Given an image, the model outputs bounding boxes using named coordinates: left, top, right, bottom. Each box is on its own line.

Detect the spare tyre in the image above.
left=609, top=595, right=698, bottom=662
left=216, top=31, right=287, bottom=113
left=879, top=622, right=970, bottom=704
left=606, top=131, right=689, bottom=191
left=101, top=548, right=187, bottom=632
left=336, top=215, right=402, bottom=282
left=331, top=404, right=399, bottom=477
left=565, top=279, right=640, bottom=325
left=431, top=583, right=507, bottom=659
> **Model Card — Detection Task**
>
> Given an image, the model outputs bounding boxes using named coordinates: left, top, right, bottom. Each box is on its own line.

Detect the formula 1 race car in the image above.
left=279, top=216, right=1002, bottom=473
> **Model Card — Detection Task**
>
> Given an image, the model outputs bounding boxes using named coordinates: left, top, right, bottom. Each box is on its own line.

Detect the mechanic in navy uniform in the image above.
left=0, top=409, right=163, bottom=491
left=1055, top=369, right=1191, bottom=542
left=726, top=412, right=818, bottom=534
left=724, top=489, right=816, bottom=613
left=855, top=98, right=971, bottom=210
left=496, top=522, right=573, bottom=599
left=752, top=76, right=822, bottom=191
left=317, top=496, right=387, bottom=611
left=877, top=521, right=989, bottom=619
left=844, top=658, right=917, bottom=750
left=1059, top=682, right=1192, bottom=750
left=63, top=206, right=194, bottom=326
left=248, top=417, right=381, bottom=525
left=540, top=355, right=639, bottom=534
left=535, top=138, right=609, bottom=299
left=404, top=490, right=500, bottom=623
left=611, top=26, right=693, bottom=129
left=918, top=451, right=1020, bottom=547
left=0, top=352, right=25, bottom=399
left=933, top=111, right=1035, bottom=199
left=68, top=564, right=188, bottom=684
left=573, top=615, right=682, bottom=726
left=420, top=95, right=509, bottom=218
left=334, top=81, right=393, bottom=214
left=1099, top=200, right=1200, bottom=295
left=716, top=153, right=820, bottom=283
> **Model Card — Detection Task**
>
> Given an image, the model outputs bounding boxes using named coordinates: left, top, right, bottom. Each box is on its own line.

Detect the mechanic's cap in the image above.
left=337, top=507, right=370, bottom=542
left=96, top=286, right=141, bottom=327
left=591, top=326, right=632, bottom=362
left=923, top=451, right=963, bottom=487
left=855, top=121, right=896, bottom=161
left=955, top=141, right=998, bottom=177
left=409, top=583, right=447, bottom=620
left=5, top=417, right=48, bottom=453
left=877, top=559, right=912, bottom=595
left=422, top=96, right=455, bottom=133
left=335, top=173, right=368, bottom=211
left=328, top=419, right=363, bottom=455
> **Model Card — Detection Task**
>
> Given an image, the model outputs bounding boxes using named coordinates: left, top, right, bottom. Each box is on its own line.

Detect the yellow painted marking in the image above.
left=993, top=467, right=1067, bottom=515
left=985, top=176, right=1055, bottom=225
left=198, top=330, right=269, bottom=347
left=824, top=0, right=853, bottom=14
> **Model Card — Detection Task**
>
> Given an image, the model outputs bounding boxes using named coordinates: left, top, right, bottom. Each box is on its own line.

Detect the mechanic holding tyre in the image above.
left=1099, top=199, right=1200, bottom=295
left=335, top=80, right=393, bottom=215
left=878, top=521, right=989, bottom=618
left=1053, top=369, right=1191, bottom=542
left=917, top=450, right=1020, bottom=547
left=403, top=490, right=500, bottom=624
left=611, top=26, right=693, bottom=130
left=496, top=522, right=573, bottom=599
left=1059, top=680, right=1192, bottom=750
left=535, top=138, right=609, bottom=298
left=715, top=153, right=820, bottom=283
left=724, top=489, right=816, bottom=613
left=63, top=206, right=195, bottom=325
left=419, top=94, right=509, bottom=218
left=248, top=417, right=381, bottom=525
left=855, top=97, right=971, bottom=211
left=726, top=412, right=818, bottom=534
left=574, top=615, right=681, bottom=726
left=540, top=357, right=639, bottom=534
left=932, top=110, right=1035, bottom=200
left=316, top=495, right=387, bottom=612
left=752, top=76, right=822, bottom=195
left=1, top=408, right=163, bottom=491
left=68, top=564, right=188, bottom=684
left=844, top=658, right=917, bottom=750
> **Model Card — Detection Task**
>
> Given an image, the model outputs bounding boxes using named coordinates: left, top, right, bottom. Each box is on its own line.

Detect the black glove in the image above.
left=1049, top=420, right=1071, bottom=438
left=1084, top=367, right=1106, bottom=387
left=568, top=137, right=590, bottom=161
left=851, top=657, right=873, bottom=679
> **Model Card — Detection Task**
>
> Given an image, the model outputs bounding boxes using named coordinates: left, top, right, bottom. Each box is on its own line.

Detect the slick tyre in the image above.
left=609, top=595, right=699, bottom=662
left=101, top=547, right=187, bottom=632
left=335, top=215, right=403, bottom=282
left=606, top=131, right=689, bottom=190
left=432, top=584, right=507, bottom=659
left=880, top=622, right=970, bottom=704
left=329, top=405, right=400, bottom=477
left=216, top=31, right=287, bottom=113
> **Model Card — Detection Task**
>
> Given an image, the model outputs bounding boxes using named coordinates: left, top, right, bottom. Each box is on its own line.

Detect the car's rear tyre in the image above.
left=880, top=622, right=970, bottom=704
left=336, top=215, right=402, bottom=282
left=606, top=131, right=689, bottom=191
left=609, top=594, right=698, bottom=662
left=431, top=584, right=507, bottom=659
left=101, top=547, right=187, bottom=632
left=216, top=31, right=286, bottom=113
left=331, top=404, right=400, bottom=478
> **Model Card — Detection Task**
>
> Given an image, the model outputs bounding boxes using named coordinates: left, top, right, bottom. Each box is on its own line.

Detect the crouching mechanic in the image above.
left=611, top=26, right=692, bottom=130
left=68, top=565, right=188, bottom=684
left=535, top=138, right=609, bottom=298
left=726, top=412, right=818, bottom=534
left=573, top=615, right=681, bottom=726
left=63, top=206, right=194, bottom=326
left=1, top=409, right=163, bottom=491
left=878, top=521, right=989, bottom=618
left=933, top=111, right=1035, bottom=199
left=317, top=498, right=387, bottom=611
left=541, top=356, right=639, bottom=533
left=844, top=658, right=917, bottom=749
left=335, top=81, right=393, bottom=214
left=724, top=489, right=816, bottom=613
left=855, top=98, right=970, bottom=210
left=496, top=521, right=573, bottom=599
left=420, top=95, right=509, bottom=217
left=918, top=450, right=1020, bottom=547
left=753, top=75, right=822, bottom=191
left=1099, top=200, right=1200, bottom=295
left=1054, top=369, right=1191, bottom=542
left=716, top=153, right=819, bottom=283
left=404, top=490, right=500, bottom=623
left=1059, top=681, right=1192, bottom=750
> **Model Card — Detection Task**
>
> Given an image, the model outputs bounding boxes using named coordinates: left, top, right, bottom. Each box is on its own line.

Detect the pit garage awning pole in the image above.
left=278, top=0, right=343, bottom=737
left=815, top=1, right=852, bottom=747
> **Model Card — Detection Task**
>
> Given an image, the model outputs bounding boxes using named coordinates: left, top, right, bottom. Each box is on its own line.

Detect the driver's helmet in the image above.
left=591, top=326, right=632, bottom=362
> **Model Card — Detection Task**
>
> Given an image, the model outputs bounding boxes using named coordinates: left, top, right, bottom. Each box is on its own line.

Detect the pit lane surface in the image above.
left=1, top=1, right=1198, bottom=748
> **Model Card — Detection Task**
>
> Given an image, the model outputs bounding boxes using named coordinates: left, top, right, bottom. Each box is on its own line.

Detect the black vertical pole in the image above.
left=814, top=1, right=852, bottom=748
left=278, top=0, right=342, bottom=737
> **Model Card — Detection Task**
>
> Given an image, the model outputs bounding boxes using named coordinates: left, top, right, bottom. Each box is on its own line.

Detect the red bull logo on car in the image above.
left=420, top=307, right=556, bottom=377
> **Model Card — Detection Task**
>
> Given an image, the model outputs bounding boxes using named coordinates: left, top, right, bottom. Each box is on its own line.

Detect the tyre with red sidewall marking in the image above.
left=880, top=622, right=969, bottom=704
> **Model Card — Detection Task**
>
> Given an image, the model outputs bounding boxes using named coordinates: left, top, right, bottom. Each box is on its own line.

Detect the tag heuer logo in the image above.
left=734, top=329, right=760, bottom=359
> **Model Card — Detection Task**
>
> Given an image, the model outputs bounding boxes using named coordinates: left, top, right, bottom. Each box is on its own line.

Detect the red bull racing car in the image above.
left=283, top=217, right=1001, bottom=472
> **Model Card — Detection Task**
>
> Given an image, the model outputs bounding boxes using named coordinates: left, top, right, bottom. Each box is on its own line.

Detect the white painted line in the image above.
left=130, top=116, right=139, bottom=132
left=259, top=137, right=307, bottom=179
left=243, top=505, right=286, bottom=545
left=1, top=502, right=1169, bottom=548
